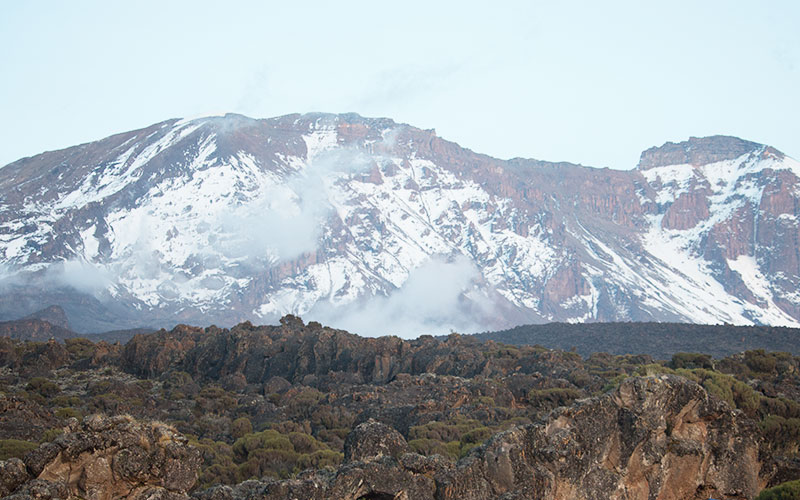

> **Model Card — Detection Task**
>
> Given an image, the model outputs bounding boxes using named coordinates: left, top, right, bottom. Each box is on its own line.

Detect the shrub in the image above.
left=527, top=388, right=583, bottom=409
left=231, top=417, right=253, bottom=439
left=670, top=352, right=713, bottom=370
left=755, top=479, right=800, bottom=500
left=55, top=407, right=82, bottom=419
left=0, top=439, right=37, bottom=460
left=26, top=377, right=60, bottom=397
left=65, top=338, right=96, bottom=359
left=744, top=350, right=777, bottom=374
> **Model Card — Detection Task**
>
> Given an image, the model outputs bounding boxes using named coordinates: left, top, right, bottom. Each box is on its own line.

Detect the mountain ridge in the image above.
left=0, top=112, right=798, bottom=334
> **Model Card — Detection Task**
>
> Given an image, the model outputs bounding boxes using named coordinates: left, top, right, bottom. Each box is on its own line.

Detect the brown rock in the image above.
left=0, top=458, right=30, bottom=497
left=343, top=419, right=410, bottom=462
left=8, top=415, right=200, bottom=500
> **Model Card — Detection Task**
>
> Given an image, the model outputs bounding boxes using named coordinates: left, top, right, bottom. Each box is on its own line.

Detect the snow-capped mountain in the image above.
left=1, top=113, right=798, bottom=334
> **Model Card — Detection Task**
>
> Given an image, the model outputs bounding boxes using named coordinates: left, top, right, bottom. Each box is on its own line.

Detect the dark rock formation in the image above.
left=120, top=319, right=585, bottom=386
left=0, top=414, right=201, bottom=500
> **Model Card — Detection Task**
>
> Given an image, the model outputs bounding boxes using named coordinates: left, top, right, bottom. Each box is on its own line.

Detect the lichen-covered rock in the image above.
left=343, top=419, right=410, bottom=462
left=4, top=414, right=201, bottom=500
left=2, top=478, right=70, bottom=500
left=0, top=458, right=30, bottom=497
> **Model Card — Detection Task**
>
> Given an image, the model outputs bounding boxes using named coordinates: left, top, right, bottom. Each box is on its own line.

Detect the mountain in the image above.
left=0, top=113, right=798, bottom=333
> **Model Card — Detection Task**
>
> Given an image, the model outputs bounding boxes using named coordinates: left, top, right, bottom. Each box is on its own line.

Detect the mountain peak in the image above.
left=637, top=135, right=764, bottom=170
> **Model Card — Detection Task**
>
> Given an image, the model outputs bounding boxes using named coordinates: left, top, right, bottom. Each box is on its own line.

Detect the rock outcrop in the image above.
left=437, top=375, right=761, bottom=500
left=0, top=415, right=201, bottom=500
left=191, top=375, right=764, bottom=500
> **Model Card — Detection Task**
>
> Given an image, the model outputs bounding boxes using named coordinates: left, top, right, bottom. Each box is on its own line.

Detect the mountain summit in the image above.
left=0, top=113, right=798, bottom=333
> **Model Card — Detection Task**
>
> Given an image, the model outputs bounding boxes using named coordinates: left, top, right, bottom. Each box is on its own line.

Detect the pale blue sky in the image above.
left=1, top=1, right=798, bottom=169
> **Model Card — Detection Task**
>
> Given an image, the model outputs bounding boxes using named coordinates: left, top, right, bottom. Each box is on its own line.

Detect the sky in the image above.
left=1, top=1, right=798, bottom=170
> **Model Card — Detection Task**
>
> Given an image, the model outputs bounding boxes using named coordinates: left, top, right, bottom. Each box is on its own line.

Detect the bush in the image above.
left=670, top=352, right=713, bottom=370
left=756, top=479, right=800, bottom=500
left=231, top=417, right=253, bottom=439
left=55, top=407, right=82, bottom=419
left=65, top=338, right=96, bottom=359
left=26, top=377, right=60, bottom=397
left=527, top=388, right=583, bottom=409
left=745, top=350, right=778, bottom=374
left=0, top=439, right=37, bottom=460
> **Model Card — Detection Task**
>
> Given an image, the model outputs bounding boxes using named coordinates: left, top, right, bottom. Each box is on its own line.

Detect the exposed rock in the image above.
left=2, top=478, right=70, bottom=500
left=0, top=458, right=30, bottom=497
left=343, top=419, right=410, bottom=462
left=436, top=375, right=762, bottom=500
left=1, top=414, right=201, bottom=500
left=638, top=135, right=762, bottom=169
left=0, top=319, right=74, bottom=343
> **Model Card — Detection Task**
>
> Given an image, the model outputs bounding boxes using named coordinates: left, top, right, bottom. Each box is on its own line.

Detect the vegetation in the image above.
left=756, top=480, right=800, bottom=500
left=0, top=439, right=37, bottom=460
left=1, top=320, right=799, bottom=489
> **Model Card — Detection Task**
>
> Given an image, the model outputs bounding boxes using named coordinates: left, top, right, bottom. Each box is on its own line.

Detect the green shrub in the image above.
left=231, top=417, right=253, bottom=439
left=670, top=352, right=713, bottom=370
left=65, top=338, right=96, bottom=359
left=408, top=438, right=452, bottom=458
left=55, top=407, right=82, bottom=419
left=26, top=377, right=60, bottom=397
left=755, top=479, right=800, bottom=500
left=526, top=388, right=582, bottom=408
left=296, top=449, right=343, bottom=470
left=0, top=439, right=37, bottom=460
left=39, top=428, right=64, bottom=443
left=745, top=350, right=778, bottom=375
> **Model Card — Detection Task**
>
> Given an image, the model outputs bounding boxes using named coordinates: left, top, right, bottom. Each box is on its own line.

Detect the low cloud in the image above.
left=310, top=254, right=489, bottom=338
left=46, top=260, right=114, bottom=296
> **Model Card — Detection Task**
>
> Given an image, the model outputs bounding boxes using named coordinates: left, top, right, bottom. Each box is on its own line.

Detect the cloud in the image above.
left=309, top=254, right=488, bottom=338
left=213, top=140, right=378, bottom=265
left=47, top=260, right=114, bottom=296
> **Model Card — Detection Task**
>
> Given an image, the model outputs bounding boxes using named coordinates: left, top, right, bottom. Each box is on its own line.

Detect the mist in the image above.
left=214, top=144, right=377, bottom=265
left=309, top=254, right=488, bottom=338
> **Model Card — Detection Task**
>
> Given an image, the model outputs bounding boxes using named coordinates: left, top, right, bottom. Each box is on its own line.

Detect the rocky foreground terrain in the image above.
left=1, top=317, right=799, bottom=499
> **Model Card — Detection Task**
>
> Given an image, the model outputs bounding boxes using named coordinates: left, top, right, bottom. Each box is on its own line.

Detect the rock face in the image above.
left=637, top=136, right=763, bottom=169
left=438, top=375, right=761, bottom=500
left=343, top=419, right=410, bottom=462
left=191, top=375, right=763, bottom=500
left=0, top=414, right=201, bottom=500
left=1, top=113, right=799, bottom=333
